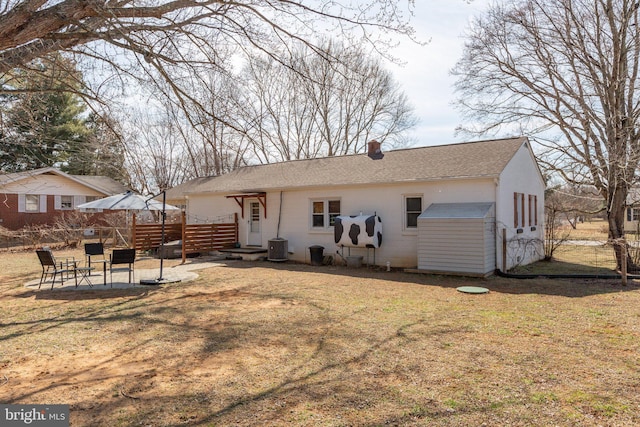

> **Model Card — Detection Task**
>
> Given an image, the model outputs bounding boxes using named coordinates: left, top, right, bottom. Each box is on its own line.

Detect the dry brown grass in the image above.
left=559, top=218, right=609, bottom=240
left=1, top=249, right=640, bottom=426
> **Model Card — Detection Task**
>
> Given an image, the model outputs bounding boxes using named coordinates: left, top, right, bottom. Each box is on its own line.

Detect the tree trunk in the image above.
left=607, top=187, right=637, bottom=272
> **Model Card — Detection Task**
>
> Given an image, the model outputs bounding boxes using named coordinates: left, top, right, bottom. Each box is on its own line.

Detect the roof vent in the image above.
left=367, top=140, right=384, bottom=160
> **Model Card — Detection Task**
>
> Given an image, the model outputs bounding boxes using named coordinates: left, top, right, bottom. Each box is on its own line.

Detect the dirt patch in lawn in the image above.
left=1, top=249, right=640, bottom=426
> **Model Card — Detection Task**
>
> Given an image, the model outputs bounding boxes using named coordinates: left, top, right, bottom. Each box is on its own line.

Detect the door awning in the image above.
left=225, top=192, right=267, bottom=218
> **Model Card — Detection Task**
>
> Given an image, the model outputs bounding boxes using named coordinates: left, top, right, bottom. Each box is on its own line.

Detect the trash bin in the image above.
left=309, top=245, right=324, bottom=266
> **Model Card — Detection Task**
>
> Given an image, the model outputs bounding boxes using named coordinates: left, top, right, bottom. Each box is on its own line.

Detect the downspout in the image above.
left=494, top=177, right=502, bottom=272
left=277, top=191, right=283, bottom=238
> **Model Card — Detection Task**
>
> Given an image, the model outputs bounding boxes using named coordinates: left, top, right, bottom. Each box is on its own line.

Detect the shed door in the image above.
left=247, top=201, right=262, bottom=246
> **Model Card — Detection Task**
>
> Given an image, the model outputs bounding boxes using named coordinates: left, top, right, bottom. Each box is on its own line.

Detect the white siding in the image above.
left=39, top=194, right=47, bottom=212
left=186, top=179, right=496, bottom=268
left=496, top=143, right=546, bottom=270
left=181, top=141, right=545, bottom=273
left=417, top=208, right=496, bottom=275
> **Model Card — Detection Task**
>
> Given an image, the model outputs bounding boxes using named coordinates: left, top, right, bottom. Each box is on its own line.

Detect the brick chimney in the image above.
left=367, top=139, right=384, bottom=160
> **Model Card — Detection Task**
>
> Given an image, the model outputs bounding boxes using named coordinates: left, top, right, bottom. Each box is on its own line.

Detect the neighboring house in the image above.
left=625, top=187, right=640, bottom=232
left=166, top=137, right=545, bottom=274
left=0, top=167, right=129, bottom=230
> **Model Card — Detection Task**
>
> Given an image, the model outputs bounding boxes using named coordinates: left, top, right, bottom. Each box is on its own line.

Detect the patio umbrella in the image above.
left=77, top=191, right=179, bottom=212
left=77, top=191, right=180, bottom=285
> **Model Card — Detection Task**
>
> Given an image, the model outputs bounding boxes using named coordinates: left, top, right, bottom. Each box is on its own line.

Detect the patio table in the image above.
left=75, top=267, right=94, bottom=287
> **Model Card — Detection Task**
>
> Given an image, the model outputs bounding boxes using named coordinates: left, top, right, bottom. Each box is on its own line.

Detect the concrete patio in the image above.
left=26, top=258, right=224, bottom=290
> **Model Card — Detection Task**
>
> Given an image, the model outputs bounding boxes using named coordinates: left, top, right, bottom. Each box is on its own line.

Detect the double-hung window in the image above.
left=628, top=207, right=640, bottom=221
left=25, top=194, right=40, bottom=212
left=404, top=195, right=422, bottom=230
left=311, top=199, right=340, bottom=229
left=61, top=195, right=73, bottom=210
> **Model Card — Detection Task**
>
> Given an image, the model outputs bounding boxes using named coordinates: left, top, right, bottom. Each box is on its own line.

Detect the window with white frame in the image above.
left=25, top=194, right=40, bottom=212
left=311, top=199, right=340, bottom=229
left=61, top=195, right=73, bottom=209
left=627, top=207, right=640, bottom=221
left=404, top=195, right=422, bottom=229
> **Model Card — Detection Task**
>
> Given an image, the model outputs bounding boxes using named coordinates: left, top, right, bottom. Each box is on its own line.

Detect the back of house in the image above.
left=167, top=137, right=545, bottom=274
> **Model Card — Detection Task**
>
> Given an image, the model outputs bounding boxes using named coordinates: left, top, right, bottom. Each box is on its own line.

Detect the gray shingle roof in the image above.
left=167, top=137, right=528, bottom=197
left=74, top=175, right=129, bottom=194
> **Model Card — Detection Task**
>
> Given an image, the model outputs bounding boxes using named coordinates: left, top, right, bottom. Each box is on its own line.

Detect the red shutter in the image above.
left=514, top=192, right=518, bottom=227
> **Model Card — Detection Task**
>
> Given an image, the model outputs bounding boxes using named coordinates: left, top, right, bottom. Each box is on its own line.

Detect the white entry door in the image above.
left=247, top=201, right=262, bottom=246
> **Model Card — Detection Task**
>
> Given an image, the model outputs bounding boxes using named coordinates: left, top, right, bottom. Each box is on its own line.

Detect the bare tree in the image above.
left=553, top=185, right=603, bottom=229
left=242, top=40, right=416, bottom=163
left=0, top=1, right=417, bottom=128
left=184, top=70, right=250, bottom=177
left=241, top=52, right=323, bottom=163
left=453, top=0, right=640, bottom=269
left=1, top=1, right=419, bottom=186
left=124, top=110, right=188, bottom=193
left=120, top=63, right=252, bottom=191
left=544, top=188, right=572, bottom=260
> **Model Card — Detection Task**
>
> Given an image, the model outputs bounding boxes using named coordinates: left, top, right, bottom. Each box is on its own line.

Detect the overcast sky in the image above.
left=385, top=0, right=492, bottom=147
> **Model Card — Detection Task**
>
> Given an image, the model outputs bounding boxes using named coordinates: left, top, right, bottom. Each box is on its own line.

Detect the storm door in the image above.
left=247, top=201, right=262, bottom=246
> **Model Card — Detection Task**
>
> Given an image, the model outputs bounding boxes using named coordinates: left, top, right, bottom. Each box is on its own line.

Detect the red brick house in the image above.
left=0, top=168, right=129, bottom=230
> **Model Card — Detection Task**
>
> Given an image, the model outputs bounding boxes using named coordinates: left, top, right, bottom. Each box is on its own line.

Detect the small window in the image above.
left=250, top=202, right=260, bottom=232
left=328, top=200, right=340, bottom=227
left=312, top=201, right=325, bottom=227
left=405, top=196, right=422, bottom=229
left=61, top=195, right=73, bottom=210
left=627, top=207, right=640, bottom=221
left=25, top=194, right=40, bottom=212
left=81, top=196, right=102, bottom=212
left=311, top=199, right=341, bottom=229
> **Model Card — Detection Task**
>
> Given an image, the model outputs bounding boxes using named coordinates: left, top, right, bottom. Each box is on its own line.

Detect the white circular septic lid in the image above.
left=456, top=286, right=490, bottom=294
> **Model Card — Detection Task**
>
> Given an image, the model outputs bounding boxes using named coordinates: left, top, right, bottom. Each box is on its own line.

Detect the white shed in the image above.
left=417, top=202, right=496, bottom=276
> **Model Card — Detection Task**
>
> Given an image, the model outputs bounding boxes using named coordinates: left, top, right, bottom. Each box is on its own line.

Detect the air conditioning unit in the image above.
left=268, top=238, right=288, bottom=262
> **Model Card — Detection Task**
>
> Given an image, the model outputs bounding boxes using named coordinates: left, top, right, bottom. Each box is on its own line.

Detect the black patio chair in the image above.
left=36, top=249, right=76, bottom=289
left=109, top=248, right=136, bottom=286
left=84, top=242, right=108, bottom=277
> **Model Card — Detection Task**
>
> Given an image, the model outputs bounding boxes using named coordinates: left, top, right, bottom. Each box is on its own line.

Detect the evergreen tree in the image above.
left=0, top=54, right=126, bottom=182
left=0, top=55, right=90, bottom=172
left=69, top=112, right=129, bottom=183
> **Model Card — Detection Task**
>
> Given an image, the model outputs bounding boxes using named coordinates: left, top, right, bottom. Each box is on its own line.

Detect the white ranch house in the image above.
left=166, top=137, right=545, bottom=275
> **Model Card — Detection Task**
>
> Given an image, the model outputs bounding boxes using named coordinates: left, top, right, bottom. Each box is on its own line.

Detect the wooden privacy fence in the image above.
left=132, top=212, right=239, bottom=263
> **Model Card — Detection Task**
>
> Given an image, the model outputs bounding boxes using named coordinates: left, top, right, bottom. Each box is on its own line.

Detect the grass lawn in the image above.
left=513, top=218, right=640, bottom=275
left=1, top=248, right=640, bottom=426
